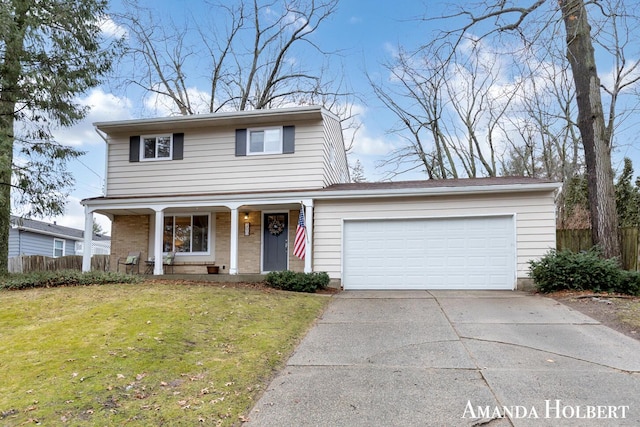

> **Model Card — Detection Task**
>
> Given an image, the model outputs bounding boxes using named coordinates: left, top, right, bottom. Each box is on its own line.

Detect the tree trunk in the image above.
left=0, top=3, right=27, bottom=274
left=0, top=113, right=14, bottom=274
left=560, top=0, right=620, bottom=258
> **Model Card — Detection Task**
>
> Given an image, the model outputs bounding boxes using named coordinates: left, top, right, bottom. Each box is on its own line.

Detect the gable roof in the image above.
left=10, top=216, right=110, bottom=242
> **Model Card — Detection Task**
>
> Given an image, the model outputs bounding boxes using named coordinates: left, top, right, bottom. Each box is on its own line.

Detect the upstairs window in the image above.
left=129, top=133, right=184, bottom=162
left=248, top=128, right=282, bottom=155
left=235, top=126, right=294, bottom=156
left=142, top=135, right=172, bottom=160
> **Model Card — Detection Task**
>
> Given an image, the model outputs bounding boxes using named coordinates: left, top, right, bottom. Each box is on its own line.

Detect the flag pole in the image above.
left=300, top=201, right=309, bottom=244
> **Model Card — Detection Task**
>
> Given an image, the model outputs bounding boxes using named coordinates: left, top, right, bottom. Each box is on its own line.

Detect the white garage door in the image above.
left=343, top=216, right=515, bottom=290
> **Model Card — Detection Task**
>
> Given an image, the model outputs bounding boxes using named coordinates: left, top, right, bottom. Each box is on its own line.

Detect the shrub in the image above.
left=529, top=248, right=637, bottom=294
left=265, top=271, right=330, bottom=293
left=616, top=270, right=640, bottom=296
left=0, top=270, right=142, bottom=291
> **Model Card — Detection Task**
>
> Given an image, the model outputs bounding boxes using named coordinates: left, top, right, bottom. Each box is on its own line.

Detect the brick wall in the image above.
left=215, top=212, right=230, bottom=273
left=239, top=211, right=261, bottom=273
left=215, top=210, right=305, bottom=274
left=110, top=210, right=306, bottom=275
left=110, top=215, right=150, bottom=272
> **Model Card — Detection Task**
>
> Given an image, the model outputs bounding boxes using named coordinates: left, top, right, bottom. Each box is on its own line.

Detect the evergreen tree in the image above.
left=615, top=158, right=640, bottom=227
left=0, top=0, right=118, bottom=273
left=350, top=160, right=367, bottom=183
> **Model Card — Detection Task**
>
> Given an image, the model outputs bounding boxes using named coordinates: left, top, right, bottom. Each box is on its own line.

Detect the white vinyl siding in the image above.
left=322, top=115, right=349, bottom=185
left=106, top=120, right=328, bottom=197
left=313, top=191, right=557, bottom=286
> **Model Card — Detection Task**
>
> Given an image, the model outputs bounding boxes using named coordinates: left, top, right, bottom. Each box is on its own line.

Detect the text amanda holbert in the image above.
left=462, top=399, right=630, bottom=420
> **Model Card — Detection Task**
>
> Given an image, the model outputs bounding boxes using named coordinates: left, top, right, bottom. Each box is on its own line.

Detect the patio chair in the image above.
left=117, top=251, right=141, bottom=274
left=162, top=252, right=175, bottom=274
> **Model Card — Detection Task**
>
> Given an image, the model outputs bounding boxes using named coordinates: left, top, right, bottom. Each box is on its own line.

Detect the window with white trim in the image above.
left=247, top=127, right=282, bottom=155
left=53, top=239, right=64, bottom=257
left=141, top=134, right=173, bottom=160
left=163, top=214, right=209, bottom=253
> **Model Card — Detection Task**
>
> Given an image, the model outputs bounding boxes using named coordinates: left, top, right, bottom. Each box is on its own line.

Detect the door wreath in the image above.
left=268, top=218, right=285, bottom=236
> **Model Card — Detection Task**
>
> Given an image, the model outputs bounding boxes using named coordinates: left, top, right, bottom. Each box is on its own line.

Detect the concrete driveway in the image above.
left=245, top=291, right=640, bottom=426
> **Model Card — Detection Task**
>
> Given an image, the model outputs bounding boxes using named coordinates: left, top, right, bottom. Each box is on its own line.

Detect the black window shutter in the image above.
left=235, top=129, right=247, bottom=156
left=173, top=133, right=184, bottom=160
left=283, top=126, right=295, bottom=154
left=129, top=136, right=140, bottom=162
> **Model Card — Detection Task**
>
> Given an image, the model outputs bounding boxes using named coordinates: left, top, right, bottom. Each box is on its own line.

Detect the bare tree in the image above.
left=370, top=38, right=519, bottom=180
left=370, top=47, right=459, bottom=179
left=500, top=46, right=584, bottom=226
left=374, top=0, right=640, bottom=258
left=560, top=0, right=618, bottom=257
left=114, top=0, right=351, bottom=116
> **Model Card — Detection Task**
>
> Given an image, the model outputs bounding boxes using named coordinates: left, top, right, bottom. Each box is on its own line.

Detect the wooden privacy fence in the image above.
left=556, top=228, right=639, bottom=271
left=8, top=255, right=110, bottom=274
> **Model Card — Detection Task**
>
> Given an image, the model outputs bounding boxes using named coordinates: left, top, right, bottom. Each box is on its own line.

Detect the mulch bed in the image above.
left=140, top=278, right=342, bottom=294
left=546, top=290, right=640, bottom=342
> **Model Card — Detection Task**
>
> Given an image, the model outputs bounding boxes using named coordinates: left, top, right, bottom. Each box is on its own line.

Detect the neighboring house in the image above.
left=9, top=216, right=111, bottom=258
left=81, top=106, right=560, bottom=290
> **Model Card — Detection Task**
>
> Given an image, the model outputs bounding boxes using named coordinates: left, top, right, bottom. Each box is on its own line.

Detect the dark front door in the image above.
left=263, top=213, right=288, bottom=271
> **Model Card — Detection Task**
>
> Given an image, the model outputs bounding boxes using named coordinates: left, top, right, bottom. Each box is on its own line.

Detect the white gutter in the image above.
left=95, top=127, right=109, bottom=196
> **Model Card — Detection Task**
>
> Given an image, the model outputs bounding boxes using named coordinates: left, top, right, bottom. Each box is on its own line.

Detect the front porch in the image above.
left=80, top=194, right=314, bottom=276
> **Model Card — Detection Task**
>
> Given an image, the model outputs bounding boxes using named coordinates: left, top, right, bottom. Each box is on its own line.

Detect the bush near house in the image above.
left=0, top=270, right=142, bottom=291
left=529, top=248, right=640, bottom=296
left=265, top=270, right=330, bottom=293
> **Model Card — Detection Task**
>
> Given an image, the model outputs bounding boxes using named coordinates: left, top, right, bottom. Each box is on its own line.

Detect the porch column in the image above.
left=229, top=207, right=239, bottom=275
left=82, top=207, right=93, bottom=272
left=153, top=208, right=164, bottom=275
left=304, top=202, right=313, bottom=273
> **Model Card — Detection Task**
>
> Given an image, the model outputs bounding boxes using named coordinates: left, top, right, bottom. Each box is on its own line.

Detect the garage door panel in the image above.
left=343, top=216, right=515, bottom=290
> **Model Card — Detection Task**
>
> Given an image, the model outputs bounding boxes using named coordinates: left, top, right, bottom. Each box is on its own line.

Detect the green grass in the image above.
left=0, top=282, right=330, bottom=426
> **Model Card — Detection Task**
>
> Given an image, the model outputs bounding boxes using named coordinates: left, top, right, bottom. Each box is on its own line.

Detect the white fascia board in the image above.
left=82, top=182, right=560, bottom=212
left=82, top=194, right=314, bottom=212
left=94, top=106, right=328, bottom=133
left=314, top=182, right=562, bottom=199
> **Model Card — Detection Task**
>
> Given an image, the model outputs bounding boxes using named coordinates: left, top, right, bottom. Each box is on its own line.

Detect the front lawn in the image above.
left=0, top=282, right=330, bottom=426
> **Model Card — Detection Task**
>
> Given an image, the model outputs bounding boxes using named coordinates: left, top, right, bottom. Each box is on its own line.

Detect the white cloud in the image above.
left=44, top=196, right=112, bottom=236
left=53, top=89, right=133, bottom=147
left=143, top=85, right=211, bottom=116
left=343, top=104, right=399, bottom=156
left=99, top=16, right=128, bottom=39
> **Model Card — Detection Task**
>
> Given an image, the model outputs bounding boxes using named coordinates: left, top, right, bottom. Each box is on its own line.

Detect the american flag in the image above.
left=293, top=207, right=306, bottom=259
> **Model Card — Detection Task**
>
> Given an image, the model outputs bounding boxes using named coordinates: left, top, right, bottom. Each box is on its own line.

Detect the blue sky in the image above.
left=42, top=0, right=441, bottom=233
left=41, top=0, right=640, bottom=233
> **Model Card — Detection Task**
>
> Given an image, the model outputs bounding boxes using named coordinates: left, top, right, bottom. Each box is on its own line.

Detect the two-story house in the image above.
left=81, top=106, right=560, bottom=290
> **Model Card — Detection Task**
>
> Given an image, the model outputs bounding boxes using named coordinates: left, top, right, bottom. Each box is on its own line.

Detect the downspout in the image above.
left=95, top=128, right=109, bottom=196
